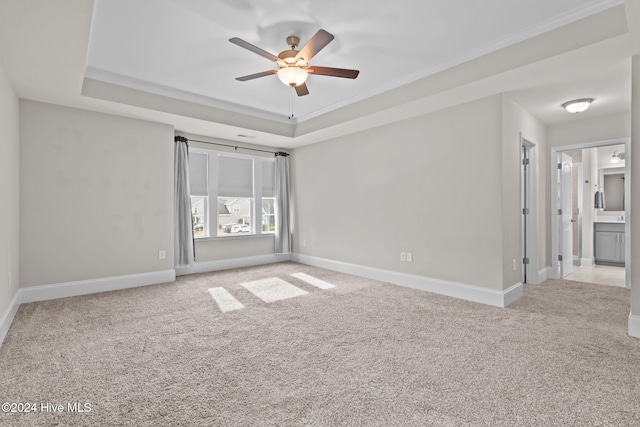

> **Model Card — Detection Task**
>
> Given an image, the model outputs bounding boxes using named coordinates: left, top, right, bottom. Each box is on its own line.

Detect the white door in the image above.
left=521, top=145, right=529, bottom=284
left=560, top=153, right=573, bottom=277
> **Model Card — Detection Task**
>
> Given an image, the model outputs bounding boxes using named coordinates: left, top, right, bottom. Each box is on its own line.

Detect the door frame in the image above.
left=572, top=162, right=583, bottom=266
left=559, top=152, right=574, bottom=278
left=521, top=134, right=540, bottom=284
left=550, top=138, right=631, bottom=288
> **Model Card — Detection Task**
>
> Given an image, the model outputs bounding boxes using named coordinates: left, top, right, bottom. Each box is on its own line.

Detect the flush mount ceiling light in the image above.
left=611, top=150, right=625, bottom=163
left=561, top=98, right=594, bottom=113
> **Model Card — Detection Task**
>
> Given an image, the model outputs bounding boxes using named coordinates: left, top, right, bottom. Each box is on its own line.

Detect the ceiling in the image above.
left=1, top=0, right=639, bottom=149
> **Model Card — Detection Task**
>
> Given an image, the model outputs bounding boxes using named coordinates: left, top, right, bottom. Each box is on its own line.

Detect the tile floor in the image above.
left=565, top=264, right=626, bottom=288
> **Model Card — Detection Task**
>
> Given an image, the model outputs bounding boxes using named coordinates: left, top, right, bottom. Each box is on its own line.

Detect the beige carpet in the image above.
left=1, top=262, right=639, bottom=426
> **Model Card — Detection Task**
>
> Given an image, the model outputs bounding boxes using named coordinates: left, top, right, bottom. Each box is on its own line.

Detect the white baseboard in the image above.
left=176, top=253, right=291, bottom=276
left=630, top=313, right=640, bottom=339
left=537, top=267, right=550, bottom=283
left=0, top=269, right=176, bottom=348
left=291, top=254, right=522, bottom=308
left=503, top=282, right=524, bottom=306
left=18, top=270, right=176, bottom=304
left=0, top=291, right=21, bottom=347
left=581, top=258, right=594, bottom=267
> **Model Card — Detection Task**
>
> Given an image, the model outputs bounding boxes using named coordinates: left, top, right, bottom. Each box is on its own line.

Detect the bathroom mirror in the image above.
left=599, top=167, right=625, bottom=212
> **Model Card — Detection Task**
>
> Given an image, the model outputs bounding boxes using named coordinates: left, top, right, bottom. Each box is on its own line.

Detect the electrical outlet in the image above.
left=512, top=259, right=516, bottom=271
left=303, top=239, right=307, bottom=247
left=159, top=250, right=166, bottom=260
left=400, top=252, right=407, bottom=262
left=407, top=252, right=413, bottom=263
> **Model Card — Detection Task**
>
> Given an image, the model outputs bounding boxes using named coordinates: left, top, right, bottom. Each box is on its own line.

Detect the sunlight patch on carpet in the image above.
left=208, top=287, right=245, bottom=313
left=241, top=277, right=308, bottom=303
left=291, top=272, right=336, bottom=289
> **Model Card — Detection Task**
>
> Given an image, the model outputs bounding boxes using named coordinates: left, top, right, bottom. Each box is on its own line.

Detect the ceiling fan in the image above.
left=229, top=29, right=359, bottom=96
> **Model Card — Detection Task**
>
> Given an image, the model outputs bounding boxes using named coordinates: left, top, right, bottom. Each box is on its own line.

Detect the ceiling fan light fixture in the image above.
left=230, top=29, right=358, bottom=96
left=561, top=98, right=593, bottom=113
left=277, top=66, right=308, bottom=87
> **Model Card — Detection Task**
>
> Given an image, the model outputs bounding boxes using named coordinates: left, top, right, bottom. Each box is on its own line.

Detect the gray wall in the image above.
left=195, top=235, right=276, bottom=261
left=19, top=101, right=175, bottom=287
left=0, top=62, right=20, bottom=317
left=292, top=95, right=510, bottom=291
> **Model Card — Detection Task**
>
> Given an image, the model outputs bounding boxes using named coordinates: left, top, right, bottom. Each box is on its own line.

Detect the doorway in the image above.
left=551, top=139, right=630, bottom=289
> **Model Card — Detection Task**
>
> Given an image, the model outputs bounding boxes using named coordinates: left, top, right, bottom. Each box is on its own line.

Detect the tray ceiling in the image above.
left=85, top=0, right=624, bottom=124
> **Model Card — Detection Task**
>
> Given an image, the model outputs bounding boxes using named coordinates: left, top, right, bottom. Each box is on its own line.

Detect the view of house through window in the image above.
left=191, top=196, right=208, bottom=237
left=218, top=197, right=252, bottom=235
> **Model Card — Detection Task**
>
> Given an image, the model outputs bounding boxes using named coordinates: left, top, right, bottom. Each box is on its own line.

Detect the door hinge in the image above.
left=558, top=255, right=563, bottom=261
left=558, top=209, right=562, bottom=215
left=523, top=257, right=530, bottom=265
left=557, top=163, right=562, bottom=170
left=523, top=208, right=529, bottom=215
left=522, top=158, right=530, bottom=165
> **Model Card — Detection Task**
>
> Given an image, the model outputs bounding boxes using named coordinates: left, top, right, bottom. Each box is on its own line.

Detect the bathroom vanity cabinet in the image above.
left=594, top=222, right=625, bottom=266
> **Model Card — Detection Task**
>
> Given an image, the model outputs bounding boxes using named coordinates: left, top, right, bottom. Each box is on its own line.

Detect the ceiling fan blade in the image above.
left=308, top=66, right=359, bottom=79
left=295, top=83, right=309, bottom=96
left=235, top=70, right=277, bottom=81
left=294, top=29, right=334, bottom=63
left=229, top=37, right=279, bottom=62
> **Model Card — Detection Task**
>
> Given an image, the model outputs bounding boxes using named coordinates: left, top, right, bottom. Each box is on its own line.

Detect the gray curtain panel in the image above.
left=275, top=153, right=291, bottom=254
left=174, top=137, right=195, bottom=266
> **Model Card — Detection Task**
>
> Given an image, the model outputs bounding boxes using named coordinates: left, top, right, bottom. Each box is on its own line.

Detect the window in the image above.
left=188, top=147, right=275, bottom=238
left=262, top=160, right=275, bottom=234
left=189, top=152, right=209, bottom=237
left=262, top=198, right=276, bottom=232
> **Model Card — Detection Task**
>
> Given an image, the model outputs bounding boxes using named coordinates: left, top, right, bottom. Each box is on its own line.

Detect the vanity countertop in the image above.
left=594, top=218, right=625, bottom=224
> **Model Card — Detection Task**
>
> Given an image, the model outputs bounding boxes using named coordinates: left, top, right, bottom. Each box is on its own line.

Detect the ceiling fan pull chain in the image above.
left=289, top=94, right=295, bottom=120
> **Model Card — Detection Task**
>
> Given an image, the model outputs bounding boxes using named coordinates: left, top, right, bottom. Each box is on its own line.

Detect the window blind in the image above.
left=189, top=152, right=208, bottom=196
left=218, top=155, right=253, bottom=197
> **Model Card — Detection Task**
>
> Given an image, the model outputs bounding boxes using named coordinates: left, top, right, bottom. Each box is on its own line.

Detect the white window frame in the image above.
left=190, top=195, right=209, bottom=238
left=189, top=147, right=276, bottom=240
left=261, top=197, right=276, bottom=233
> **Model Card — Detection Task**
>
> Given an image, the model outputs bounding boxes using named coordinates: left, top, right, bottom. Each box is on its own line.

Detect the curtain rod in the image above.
left=183, top=137, right=289, bottom=157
